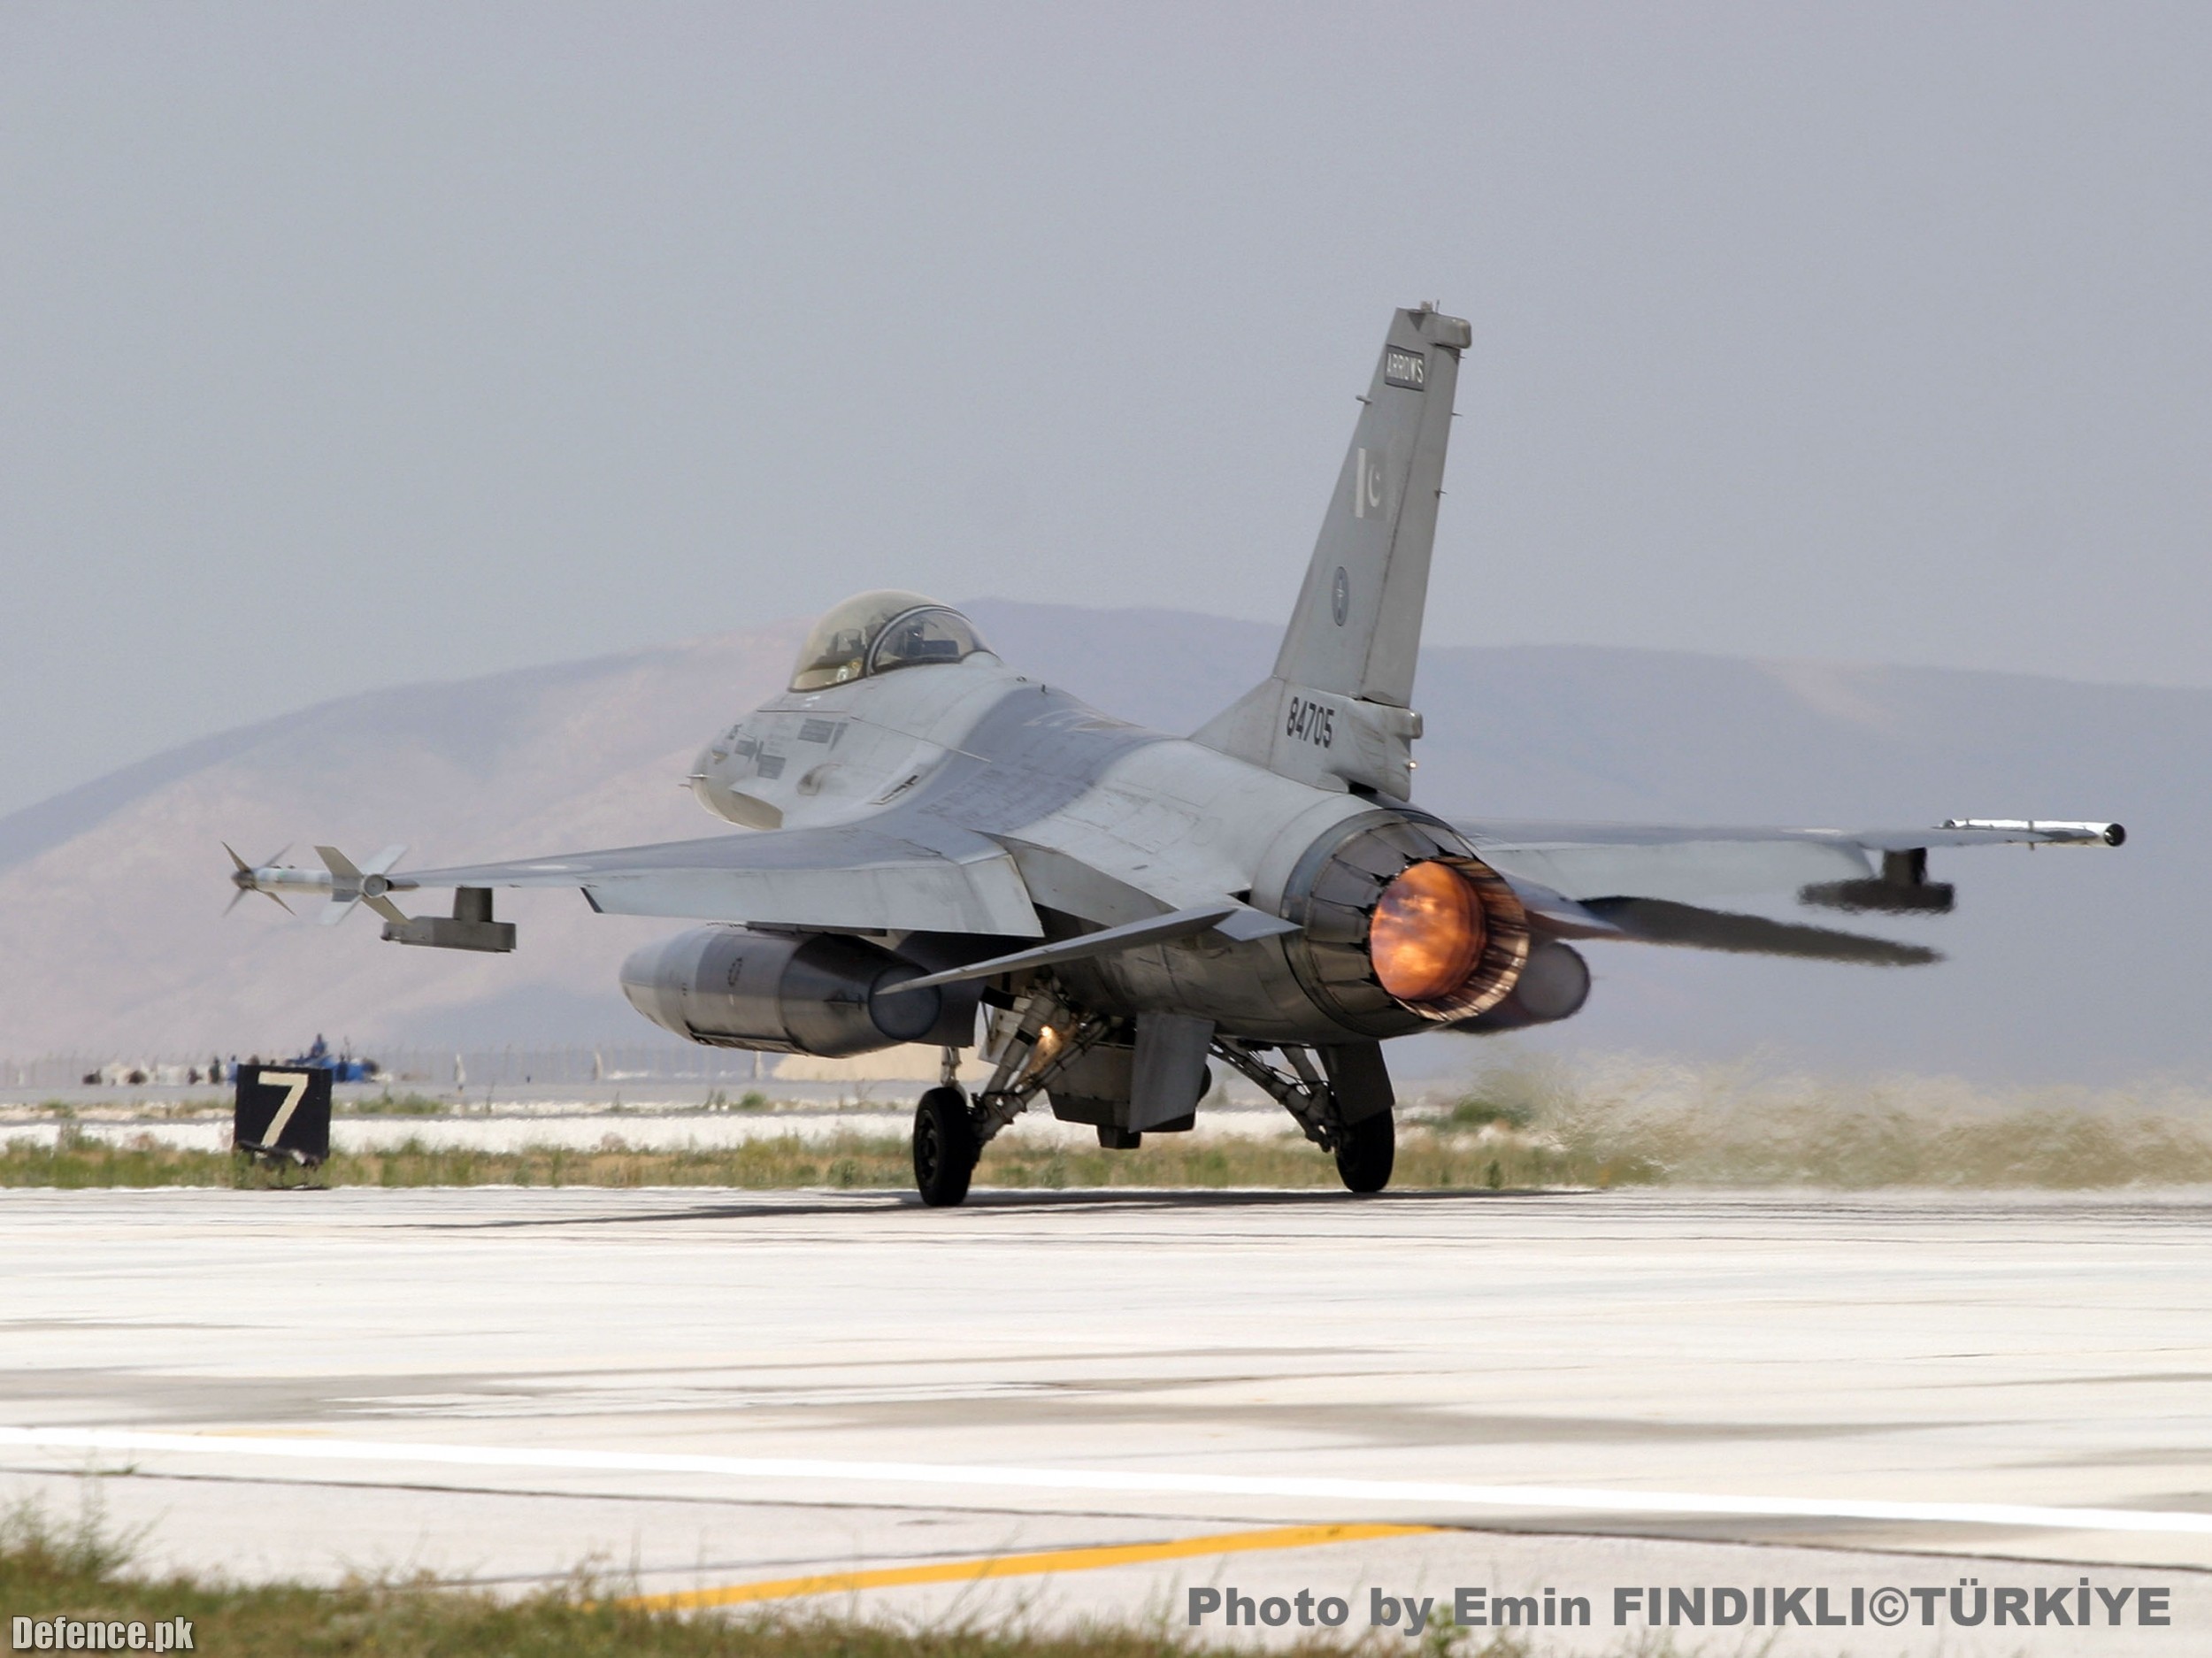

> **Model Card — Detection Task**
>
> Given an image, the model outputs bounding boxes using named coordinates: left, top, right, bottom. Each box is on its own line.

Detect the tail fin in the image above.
left=1194, top=304, right=1468, bottom=798
left=315, top=844, right=411, bottom=927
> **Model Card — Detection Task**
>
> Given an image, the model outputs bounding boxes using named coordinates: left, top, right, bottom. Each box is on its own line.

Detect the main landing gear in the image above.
left=911, top=1086, right=979, bottom=1208
left=1333, top=1109, right=1394, bottom=1194
left=908, top=1014, right=1399, bottom=1205
left=1212, top=1038, right=1396, bottom=1196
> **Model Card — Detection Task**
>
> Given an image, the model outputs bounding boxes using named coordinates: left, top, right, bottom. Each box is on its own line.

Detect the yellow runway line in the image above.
left=622, top=1522, right=1442, bottom=1612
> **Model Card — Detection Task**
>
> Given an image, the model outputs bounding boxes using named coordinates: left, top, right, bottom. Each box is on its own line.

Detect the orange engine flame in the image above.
left=1369, top=861, right=1486, bottom=1003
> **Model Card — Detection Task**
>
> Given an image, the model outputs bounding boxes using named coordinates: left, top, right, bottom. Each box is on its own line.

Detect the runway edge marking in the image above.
left=618, top=1523, right=1438, bottom=1611
left=6, top=1426, right=2211, bottom=1539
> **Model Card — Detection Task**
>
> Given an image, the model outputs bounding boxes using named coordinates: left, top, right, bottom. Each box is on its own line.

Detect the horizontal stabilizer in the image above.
left=1581, top=897, right=1939, bottom=967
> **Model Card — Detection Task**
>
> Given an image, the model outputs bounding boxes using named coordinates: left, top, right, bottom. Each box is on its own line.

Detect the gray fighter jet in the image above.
left=233, top=305, right=2123, bottom=1203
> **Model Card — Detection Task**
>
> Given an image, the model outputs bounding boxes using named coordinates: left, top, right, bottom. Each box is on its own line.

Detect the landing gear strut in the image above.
left=1211, top=1038, right=1396, bottom=1194
left=910, top=999, right=1113, bottom=1207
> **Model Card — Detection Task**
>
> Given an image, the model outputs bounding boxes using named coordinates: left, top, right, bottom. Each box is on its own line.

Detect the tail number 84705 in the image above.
left=1286, top=695, right=1335, bottom=749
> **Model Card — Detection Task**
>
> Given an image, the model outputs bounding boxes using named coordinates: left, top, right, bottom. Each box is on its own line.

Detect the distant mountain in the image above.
left=0, top=601, right=2200, bottom=1083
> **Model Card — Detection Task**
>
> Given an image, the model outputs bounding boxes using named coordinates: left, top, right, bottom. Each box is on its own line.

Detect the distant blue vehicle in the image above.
left=284, top=1034, right=380, bottom=1084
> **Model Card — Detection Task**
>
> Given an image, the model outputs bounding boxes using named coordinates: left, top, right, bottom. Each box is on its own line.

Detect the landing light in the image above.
left=1369, top=861, right=1486, bottom=1002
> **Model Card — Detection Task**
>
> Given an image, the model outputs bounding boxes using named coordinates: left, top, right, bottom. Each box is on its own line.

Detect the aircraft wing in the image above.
left=1456, top=817, right=2122, bottom=964
left=1459, top=817, right=2120, bottom=907
left=396, top=822, right=1044, bottom=938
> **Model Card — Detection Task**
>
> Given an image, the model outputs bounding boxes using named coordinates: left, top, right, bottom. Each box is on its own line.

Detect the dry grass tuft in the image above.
left=1455, top=1055, right=2212, bottom=1188
left=0, top=1496, right=1593, bottom=1657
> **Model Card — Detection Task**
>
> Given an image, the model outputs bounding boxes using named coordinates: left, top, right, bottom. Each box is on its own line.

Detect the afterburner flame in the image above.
left=1369, top=860, right=1486, bottom=1003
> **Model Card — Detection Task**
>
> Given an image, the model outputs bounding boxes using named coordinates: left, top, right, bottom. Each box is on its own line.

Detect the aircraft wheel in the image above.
left=912, top=1086, right=979, bottom=1208
left=1334, top=1110, right=1394, bottom=1194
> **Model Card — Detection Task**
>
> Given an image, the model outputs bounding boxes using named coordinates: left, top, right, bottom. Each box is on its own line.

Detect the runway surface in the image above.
left=4, top=1185, right=2208, bottom=1653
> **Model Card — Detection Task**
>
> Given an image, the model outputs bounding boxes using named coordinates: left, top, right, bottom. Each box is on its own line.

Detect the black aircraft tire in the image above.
left=1334, top=1110, right=1395, bottom=1194
left=912, top=1086, right=980, bottom=1208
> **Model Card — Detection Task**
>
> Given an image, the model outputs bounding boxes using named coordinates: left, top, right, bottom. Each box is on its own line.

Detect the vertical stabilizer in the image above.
left=1193, top=304, right=1468, bottom=798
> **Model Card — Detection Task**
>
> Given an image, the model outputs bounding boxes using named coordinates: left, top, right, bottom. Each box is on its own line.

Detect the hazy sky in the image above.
left=4, top=4, right=2206, bottom=818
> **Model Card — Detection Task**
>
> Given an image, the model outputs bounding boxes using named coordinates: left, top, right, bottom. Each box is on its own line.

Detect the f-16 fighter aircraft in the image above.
left=232, top=305, right=2123, bottom=1203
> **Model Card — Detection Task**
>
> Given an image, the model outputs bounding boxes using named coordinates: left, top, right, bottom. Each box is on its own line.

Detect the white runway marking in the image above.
left=7, top=1425, right=2209, bottom=1539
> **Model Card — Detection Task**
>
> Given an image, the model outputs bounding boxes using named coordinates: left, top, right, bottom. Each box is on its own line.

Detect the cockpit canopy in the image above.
left=787, top=591, right=993, bottom=692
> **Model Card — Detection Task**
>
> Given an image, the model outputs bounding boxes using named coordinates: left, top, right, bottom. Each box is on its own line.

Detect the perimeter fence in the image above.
left=4, top=1045, right=775, bottom=1092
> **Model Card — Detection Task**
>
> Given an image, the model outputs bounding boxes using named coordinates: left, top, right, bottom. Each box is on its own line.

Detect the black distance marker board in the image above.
left=233, top=1064, right=333, bottom=1164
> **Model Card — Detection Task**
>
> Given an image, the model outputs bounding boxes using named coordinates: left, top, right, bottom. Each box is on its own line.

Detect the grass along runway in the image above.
left=0, top=1121, right=1637, bottom=1193
left=12, top=1056, right=2212, bottom=1189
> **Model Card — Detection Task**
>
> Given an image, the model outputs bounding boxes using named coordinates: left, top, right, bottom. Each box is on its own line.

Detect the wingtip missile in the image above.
left=224, top=841, right=415, bottom=921
left=1942, top=818, right=2126, bottom=847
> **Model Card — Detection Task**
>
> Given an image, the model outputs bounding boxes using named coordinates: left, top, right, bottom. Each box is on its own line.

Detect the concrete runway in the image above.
left=4, top=1185, right=2208, bottom=1653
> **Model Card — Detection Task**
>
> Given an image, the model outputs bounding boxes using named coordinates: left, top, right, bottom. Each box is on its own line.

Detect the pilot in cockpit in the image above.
left=787, top=591, right=994, bottom=691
